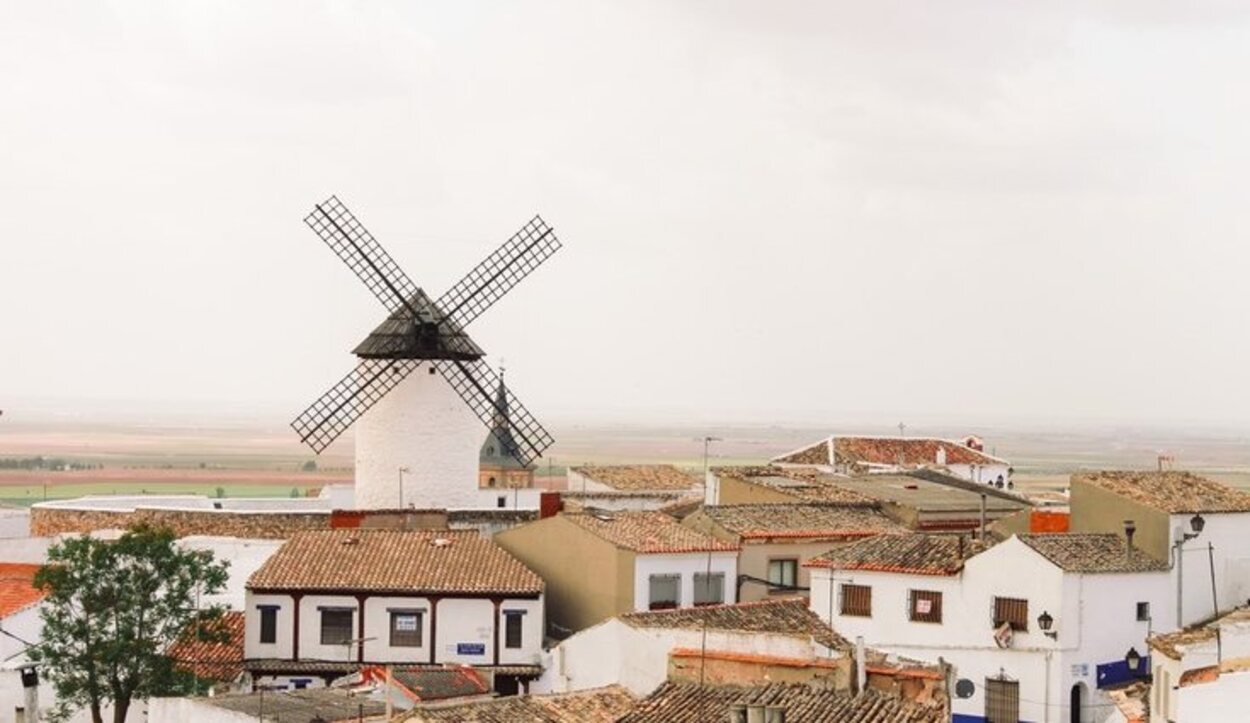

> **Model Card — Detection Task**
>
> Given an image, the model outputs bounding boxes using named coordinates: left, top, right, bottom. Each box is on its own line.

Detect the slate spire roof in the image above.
left=480, top=369, right=528, bottom=469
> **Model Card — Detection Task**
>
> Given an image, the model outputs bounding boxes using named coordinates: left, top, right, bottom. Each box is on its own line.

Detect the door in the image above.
left=985, top=677, right=1020, bottom=723
left=1070, top=682, right=1085, bottom=723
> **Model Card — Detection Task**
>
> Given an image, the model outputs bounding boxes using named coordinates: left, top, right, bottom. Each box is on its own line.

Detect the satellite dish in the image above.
left=955, top=679, right=975, bottom=699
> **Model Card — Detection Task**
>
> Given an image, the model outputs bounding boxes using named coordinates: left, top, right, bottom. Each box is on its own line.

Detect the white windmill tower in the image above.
left=291, top=197, right=561, bottom=510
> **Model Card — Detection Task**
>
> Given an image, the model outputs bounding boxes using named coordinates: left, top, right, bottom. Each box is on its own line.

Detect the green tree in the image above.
left=32, top=525, right=230, bottom=723
left=301, top=459, right=318, bottom=472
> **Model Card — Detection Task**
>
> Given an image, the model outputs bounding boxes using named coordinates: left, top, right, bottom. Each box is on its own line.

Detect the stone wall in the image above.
left=30, top=506, right=331, bottom=539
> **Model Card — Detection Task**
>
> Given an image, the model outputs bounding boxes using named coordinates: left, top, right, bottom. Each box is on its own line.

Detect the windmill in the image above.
left=291, top=196, right=561, bottom=509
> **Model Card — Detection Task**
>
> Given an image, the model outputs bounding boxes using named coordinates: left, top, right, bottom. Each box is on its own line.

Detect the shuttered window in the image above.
left=258, top=605, right=279, bottom=644
left=909, top=590, right=943, bottom=623
left=320, top=608, right=353, bottom=646
left=693, top=573, right=724, bottom=606
left=985, top=677, right=1020, bottom=723
left=649, top=574, right=680, bottom=610
left=993, top=596, right=1029, bottom=632
left=504, top=611, right=524, bottom=649
left=839, top=583, right=872, bottom=617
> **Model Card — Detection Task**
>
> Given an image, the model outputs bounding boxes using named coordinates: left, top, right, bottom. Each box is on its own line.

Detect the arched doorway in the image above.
left=1070, top=682, right=1086, bottom=723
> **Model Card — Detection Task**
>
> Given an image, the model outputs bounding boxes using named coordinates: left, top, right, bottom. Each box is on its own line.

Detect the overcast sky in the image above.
left=4, top=1, right=1250, bottom=429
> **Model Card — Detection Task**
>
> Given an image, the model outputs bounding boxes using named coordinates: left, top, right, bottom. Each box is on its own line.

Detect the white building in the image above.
left=243, top=529, right=545, bottom=695
left=536, top=597, right=847, bottom=696
left=773, top=434, right=1012, bottom=486
left=1148, top=607, right=1250, bottom=723
left=0, top=564, right=47, bottom=723
left=808, top=532, right=1172, bottom=723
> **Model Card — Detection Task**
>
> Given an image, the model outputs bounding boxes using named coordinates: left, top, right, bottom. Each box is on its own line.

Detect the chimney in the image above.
left=1124, top=520, right=1136, bottom=564
left=958, top=534, right=965, bottom=558
left=747, top=706, right=766, bottom=723
left=855, top=636, right=867, bottom=695
left=764, top=707, right=786, bottom=723
left=728, top=704, right=747, bottom=723
left=540, top=492, right=563, bottom=520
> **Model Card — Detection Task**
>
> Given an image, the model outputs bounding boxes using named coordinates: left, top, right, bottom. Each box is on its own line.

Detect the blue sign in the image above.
left=1096, top=656, right=1149, bottom=689
left=457, top=642, right=486, bottom=656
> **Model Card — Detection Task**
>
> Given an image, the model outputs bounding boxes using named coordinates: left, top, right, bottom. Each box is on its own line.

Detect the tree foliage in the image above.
left=32, top=525, right=230, bottom=723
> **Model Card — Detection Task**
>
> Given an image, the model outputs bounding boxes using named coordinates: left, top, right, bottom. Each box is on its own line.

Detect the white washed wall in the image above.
left=354, top=366, right=483, bottom=511
left=632, top=552, right=738, bottom=611
left=1170, top=512, right=1250, bottom=626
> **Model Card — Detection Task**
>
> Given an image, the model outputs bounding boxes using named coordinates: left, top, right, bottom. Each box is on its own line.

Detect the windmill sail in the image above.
left=305, top=196, right=420, bottom=315
left=435, top=357, right=554, bottom=467
left=291, top=358, right=420, bottom=454
left=437, top=215, right=560, bottom=329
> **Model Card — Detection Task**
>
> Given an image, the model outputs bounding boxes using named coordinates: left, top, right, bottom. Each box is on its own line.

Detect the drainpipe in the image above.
left=855, top=636, right=866, bottom=695
left=1043, top=650, right=1052, bottom=723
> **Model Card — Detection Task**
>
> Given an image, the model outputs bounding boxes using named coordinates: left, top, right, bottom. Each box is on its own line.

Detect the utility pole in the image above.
left=397, top=466, right=409, bottom=509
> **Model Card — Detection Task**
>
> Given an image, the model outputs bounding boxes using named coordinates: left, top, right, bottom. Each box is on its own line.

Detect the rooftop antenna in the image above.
left=289, top=196, right=561, bottom=468
left=898, top=422, right=906, bottom=438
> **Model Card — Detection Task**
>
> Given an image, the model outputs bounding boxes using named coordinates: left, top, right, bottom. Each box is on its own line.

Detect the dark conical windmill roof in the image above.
left=353, top=289, right=484, bottom=360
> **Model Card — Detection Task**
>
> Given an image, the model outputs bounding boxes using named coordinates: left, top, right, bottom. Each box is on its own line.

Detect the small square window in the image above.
left=767, top=559, right=798, bottom=590
left=504, top=611, right=524, bottom=649
left=320, top=609, right=353, bottom=646
left=1136, top=602, right=1150, bottom=622
left=693, top=573, right=724, bottom=606
left=390, top=611, right=423, bottom=647
left=497, top=496, right=507, bottom=508
left=839, top=584, right=872, bottom=617
left=258, top=605, right=279, bottom=644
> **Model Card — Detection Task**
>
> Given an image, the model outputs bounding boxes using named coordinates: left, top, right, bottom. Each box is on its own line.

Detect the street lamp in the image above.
left=1037, top=610, right=1057, bottom=640
left=1125, top=646, right=1142, bottom=675
left=1190, top=514, right=1206, bottom=535
left=397, top=467, right=410, bottom=509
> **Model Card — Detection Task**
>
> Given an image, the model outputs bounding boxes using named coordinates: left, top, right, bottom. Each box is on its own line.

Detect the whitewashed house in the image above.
left=537, top=597, right=848, bottom=695
left=243, top=529, right=545, bottom=695
left=808, top=532, right=1173, bottom=723
left=773, top=434, right=1012, bottom=486
left=0, top=564, right=47, bottom=723
left=1069, top=470, right=1250, bottom=627
left=1148, top=607, right=1250, bottom=723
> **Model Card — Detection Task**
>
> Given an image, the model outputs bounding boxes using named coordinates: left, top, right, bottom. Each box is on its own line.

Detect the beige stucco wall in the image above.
left=1068, top=477, right=1170, bottom=560
left=715, top=477, right=798, bottom=505
left=735, top=540, right=842, bottom=602
left=495, top=515, right=634, bottom=637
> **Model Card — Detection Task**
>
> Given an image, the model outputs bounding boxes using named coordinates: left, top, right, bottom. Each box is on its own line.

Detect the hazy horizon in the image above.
left=7, top=2, right=1250, bottom=431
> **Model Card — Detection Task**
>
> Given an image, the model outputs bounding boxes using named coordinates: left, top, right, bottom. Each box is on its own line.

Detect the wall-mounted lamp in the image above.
left=1037, top=610, right=1058, bottom=640
left=1125, top=646, right=1142, bottom=675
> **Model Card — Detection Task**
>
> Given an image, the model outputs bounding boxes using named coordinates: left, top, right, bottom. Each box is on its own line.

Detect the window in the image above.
left=984, top=677, right=1019, bottom=723
left=649, top=574, right=680, bottom=610
left=258, top=605, right=279, bottom=644
left=693, top=573, right=724, bottom=606
left=909, top=590, right=943, bottom=623
left=839, top=584, right=872, bottom=617
left=767, top=559, right=798, bottom=590
left=504, top=610, right=524, bottom=649
left=320, top=608, right=354, bottom=645
left=497, top=496, right=507, bottom=508
left=993, top=596, right=1029, bottom=632
left=1137, top=602, right=1150, bottom=622
left=389, top=610, right=423, bottom=647
left=488, top=476, right=497, bottom=487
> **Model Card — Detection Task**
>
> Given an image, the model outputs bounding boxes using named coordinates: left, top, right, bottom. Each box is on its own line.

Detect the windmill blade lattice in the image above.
left=291, top=358, right=421, bottom=453
left=305, top=196, right=420, bottom=315
left=435, top=357, right=555, bottom=467
left=436, top=216, right=560, bottom=329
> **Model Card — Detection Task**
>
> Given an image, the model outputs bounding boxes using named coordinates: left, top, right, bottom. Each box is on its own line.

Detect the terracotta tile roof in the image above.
left=404, top=685, right=636, bottom=722
left=1106, top=681, right=1149, bottom=723
left=1018, top=534, right=1168, bottom=573
left=571, top=465, right=700, bottom=491
left=774, top=436, right=1005, bottom=468
left=562, top=511, right=738, bottom=554
left=619, top=682, right=944, bottom=723
left=1074, top=470, right=1250, bottom=514
left=247, top=530, right=543, bottom=595
left=359, top=665, right=491, bottom=702
left=169, top=611, right=245, bottom=682
left=697, top=504, right=908, bottom=540
left=620, top=597, right=849, bottom=651
left=712, top=467, right=880, bottom=506
left=0, top=563, right=45, bottom=618
left=805, top=534, right=978, bottom=576
left=1149, top=607, right=1250, bottom=659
